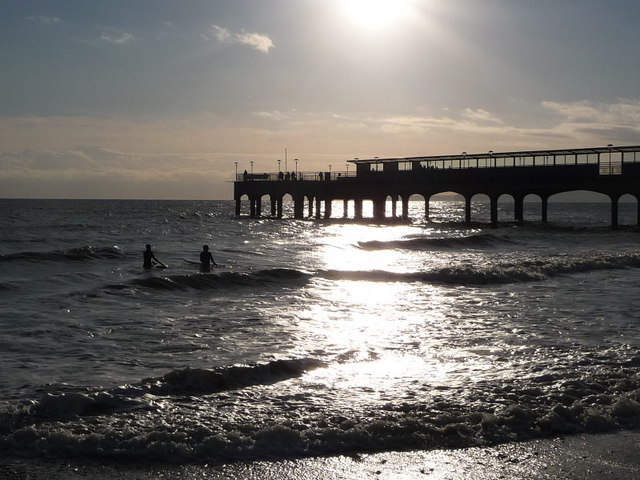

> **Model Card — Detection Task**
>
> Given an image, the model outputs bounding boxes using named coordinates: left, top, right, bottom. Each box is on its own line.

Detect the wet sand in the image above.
left=3, top=430, right=640, bottom=479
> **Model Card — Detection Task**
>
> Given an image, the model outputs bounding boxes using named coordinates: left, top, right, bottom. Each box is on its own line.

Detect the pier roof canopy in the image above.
left=349, top=145, right=640, bottom=164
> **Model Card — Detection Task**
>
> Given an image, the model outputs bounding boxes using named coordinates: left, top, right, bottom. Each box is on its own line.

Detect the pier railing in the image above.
left=353, top=145, right=640, bottom=176
left=236, top=171, right=356, bottom=182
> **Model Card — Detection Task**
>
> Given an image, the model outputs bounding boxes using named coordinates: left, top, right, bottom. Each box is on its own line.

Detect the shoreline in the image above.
left=3, top=430, right=640, bottom=479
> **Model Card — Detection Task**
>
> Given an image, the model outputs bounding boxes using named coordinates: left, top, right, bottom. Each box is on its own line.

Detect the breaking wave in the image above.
left=8, top=358, right=325, bottom=422
left=2, top=355, right=640, bottom=462
left=322, top=252, right=640, bottom=285
left=358, top=233, right=512, bottom=251
left=0, top=282, right=16, bottom=291
left=139, top=358, right=327, bottom=396
left=110, top=252, right=640, bottom=293
left=0, top=245, right=125, bottom=263
left=125, top=268, right=311, bottom=291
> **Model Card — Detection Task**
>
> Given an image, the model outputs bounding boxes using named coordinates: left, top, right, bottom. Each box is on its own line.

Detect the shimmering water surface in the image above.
left=1, top=198, right=640, bottom=462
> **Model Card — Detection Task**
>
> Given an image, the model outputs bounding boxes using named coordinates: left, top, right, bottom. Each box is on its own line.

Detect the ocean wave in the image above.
left=3, top=358, right=325, bottom=423
left=0, top=245, right=125, bottom=263
left=120, top=252, right=640, bottom=292
left=321, top=252, right=640, bottom=285
left=139, top=357, right=326, bottom=396
left=2, top=360, right=640, bottom=462
left=126, top=268, right=311, bottom=291
left=358, top=233, right=511, bottom=251
left=0, top=282, right=16, bottom=291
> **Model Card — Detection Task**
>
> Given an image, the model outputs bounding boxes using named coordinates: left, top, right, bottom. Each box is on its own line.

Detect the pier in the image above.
left=233, top=145, right=640, bottom=227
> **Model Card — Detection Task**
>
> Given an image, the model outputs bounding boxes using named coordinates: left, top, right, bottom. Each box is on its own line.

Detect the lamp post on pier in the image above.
left=250, top=161, right=254, bottom=174
left=234, top=161, right=238, bottom=180
left=607, top=144, right=613, bottom=175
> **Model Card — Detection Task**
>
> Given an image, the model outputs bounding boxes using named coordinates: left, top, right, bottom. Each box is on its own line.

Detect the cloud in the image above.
left=210, top=25, right=274, bottom=53
left=543, top=99, right=640, bottom=126
left=26, top=15, right=61, bottom=25
left=100, top=31, right=136, bottom=45
left=542, top=99, right=640, bottom=143
left=0, top=146, right=234, bottom=199
left=2, top=99, right=639, bottom=199
left=236, top=31, right=274, bottom=53
left=461, top=108, right=504, bottom=125
left=211, top=25, right=232, bottom=43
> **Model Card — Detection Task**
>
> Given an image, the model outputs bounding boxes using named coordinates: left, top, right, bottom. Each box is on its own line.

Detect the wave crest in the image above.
left=358, top=234, right=510, bottom=251
left=322, top=252, right=640, bottom=285
left=142, top=358, right=326, bottom=395
left=0, top=245, right=124, bottom=263
left=127, top=269, right=311, bottom=291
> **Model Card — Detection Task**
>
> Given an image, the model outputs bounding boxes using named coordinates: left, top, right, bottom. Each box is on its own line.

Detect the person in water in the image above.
left=200, top=244, right=218, bottom=272
left=143, top=244, right=164, bottom=269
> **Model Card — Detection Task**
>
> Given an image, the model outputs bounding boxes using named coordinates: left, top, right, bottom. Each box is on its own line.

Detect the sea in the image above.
left=1, top=198, right=640, bottom=471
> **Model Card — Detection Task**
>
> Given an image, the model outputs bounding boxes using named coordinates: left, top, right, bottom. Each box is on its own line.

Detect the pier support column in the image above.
left=270, top=195, right=277, bottom=217
left=308, top=196, right=314, bottom=218
left=249, top=196, right=262, bottom=218
left=294, top=196, right=304, bottom=219
left=424, top=195, right=430, bottom=221
left=391, top=196, right=397, bottom=218
left=249, top=197, right=256, bottom=218
left=235, top=198, right=241, bottom=216
left=514, top=195, right=524, bottom=224
left=324, top=198, right=333, bottom=219
left=541, top=196, right=548, bottom=223
left=276, top=197, right=283, bottom=219
left=490, top=196, right=498, bottom=227
left=343, top=199, right=349, bottom=218
left=355, top=199, right=363, bottom=220
left=401, top=196, right=410, bottom=220
left=315, top=197, right=322, bottom=219
left=611, top=194, right=619, bottom=228
left=373, top=197, right=386, bottom=220
left=636, top=194, right=640, bottom=227
left=464, top=195, right=472, bottom=225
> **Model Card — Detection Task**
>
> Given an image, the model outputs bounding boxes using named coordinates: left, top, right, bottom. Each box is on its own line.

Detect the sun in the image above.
left=341, top=0, right=414, bottom=30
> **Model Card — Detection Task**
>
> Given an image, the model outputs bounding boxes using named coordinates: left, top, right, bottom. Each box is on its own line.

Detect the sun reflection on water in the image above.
left=314, top=223, right=426, bottom=272
left=280, top=224, right=510, bottom=407
left=292, top=223, right=504, bottom=406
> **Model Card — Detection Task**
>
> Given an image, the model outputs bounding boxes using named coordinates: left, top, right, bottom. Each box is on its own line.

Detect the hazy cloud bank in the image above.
left=1, top=99, right=638, bottom=199
left=0, top=147, right=231, bottom=199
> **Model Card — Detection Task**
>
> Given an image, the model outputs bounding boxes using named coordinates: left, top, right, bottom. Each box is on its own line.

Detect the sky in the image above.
left=1, top=0, right=640, bottom=199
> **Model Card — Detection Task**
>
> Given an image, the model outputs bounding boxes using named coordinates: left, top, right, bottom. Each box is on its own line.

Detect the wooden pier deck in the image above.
left=233, top=145, right=640, bottom=227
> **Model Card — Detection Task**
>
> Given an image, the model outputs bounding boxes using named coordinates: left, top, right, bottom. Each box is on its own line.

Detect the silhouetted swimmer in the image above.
left=143, top=244, right=166, bottom=269
left=200, top=245, right=218, bottom=272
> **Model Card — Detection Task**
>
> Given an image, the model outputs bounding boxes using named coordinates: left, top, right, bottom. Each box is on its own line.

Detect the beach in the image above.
left=3, top=430, right=640, bottom=479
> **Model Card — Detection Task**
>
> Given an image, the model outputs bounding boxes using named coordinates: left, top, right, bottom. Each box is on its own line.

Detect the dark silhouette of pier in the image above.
left=234, top=145, right=640, bottom=227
